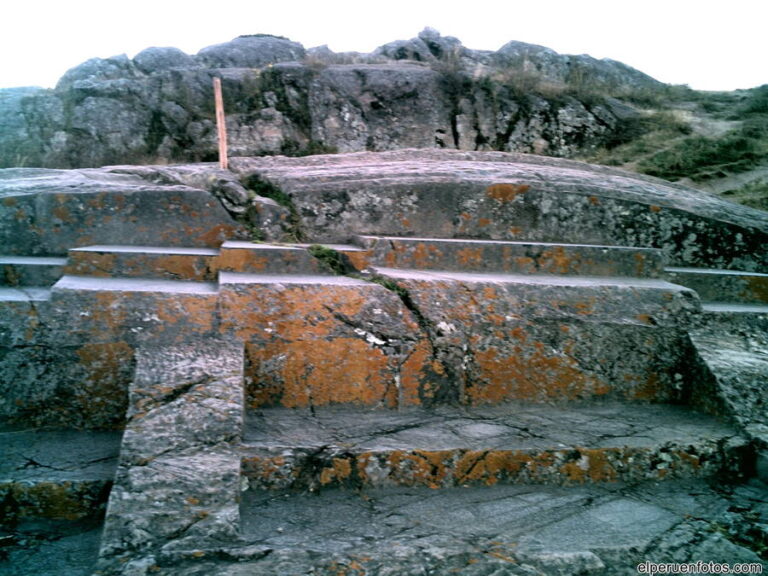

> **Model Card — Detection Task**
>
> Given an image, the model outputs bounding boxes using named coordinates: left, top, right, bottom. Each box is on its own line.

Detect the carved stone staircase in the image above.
left=4, top=234, right=757, bottom=574
left=2, top=153, right=767, bottom=575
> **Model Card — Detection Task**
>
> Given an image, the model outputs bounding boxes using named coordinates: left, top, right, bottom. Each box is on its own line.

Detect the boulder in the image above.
left=196, top=34, right=306, bottom=68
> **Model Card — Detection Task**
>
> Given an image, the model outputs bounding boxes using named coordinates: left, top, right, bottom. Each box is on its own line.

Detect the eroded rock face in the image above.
left=0, top=30, right=659, bottom=169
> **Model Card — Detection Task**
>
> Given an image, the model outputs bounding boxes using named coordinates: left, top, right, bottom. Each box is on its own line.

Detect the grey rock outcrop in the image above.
left=0, top=29, right=660, bottom=169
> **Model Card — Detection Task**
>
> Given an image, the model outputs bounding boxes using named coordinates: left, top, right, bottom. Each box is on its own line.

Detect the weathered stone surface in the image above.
left=150, top=480, right=764, bottom=576
left=217, top=242, right=328, bottom=275
left=0, top=429, right=121, bottom=525
left=371, top=268, right=698, bottom=404
left=242, top=402, right=747, bottom=490
left=689, top=320, right=768, bottom=448
left=219, top=274, right=427, bottom=409
left=0, top=151, right=766, bottom=575
left=231, top=150, right=768, bottom=271
left=132, top=47, right=197, bottom=75
left=0, top=342, right=134, bottom=429
left=65, top=245, right=220, bottom=282
left=0, top=256, right=66, bottom=287
left=0, top=167, right=245, bottom=255
left=197, top=35, right=305, bottom=69
left=667, top=266, right=768, bottom=304
left=0, top=518, right=104, bottom=576
left=350, top=235, right=665, bottom=277
left=97, top=339, right=244, bottom=572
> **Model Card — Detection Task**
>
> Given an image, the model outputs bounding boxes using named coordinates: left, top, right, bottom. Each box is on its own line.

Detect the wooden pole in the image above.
left=213, top=77, right=228, bottom=170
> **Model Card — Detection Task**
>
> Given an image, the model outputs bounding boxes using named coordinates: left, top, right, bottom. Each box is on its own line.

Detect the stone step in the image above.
left=232, top=479, right=768, bottom=576
left=689, top=323, right=768, bottom=448
left=241, top=402, right=748, bottom=491
left=49, top=275, right=221, bottom=349
left=699, top=302, right=768, bottom=334
left=369, top=268, right=699, bottom=405
left=0, top=286, right=52, bottom=303
left=222, top=270, right=697, bottom=409
left=219, top=272, right=421, bottom=409
left=343, top=236, right=666, bottom=277
left=0, top=255, right=67, bottom=287
left=0, top=427, right=121, bottom=524
left=666, top=266, right=768, bottom=304
left=217, top=241, right=330, bottom=275
left=64, top=245, right=219, bottom=282
left=52, top=274, right=219, bottom=295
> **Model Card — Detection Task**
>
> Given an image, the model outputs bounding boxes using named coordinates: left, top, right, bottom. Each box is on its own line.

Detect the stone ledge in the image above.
left=242, top=402, right=749, bottom=489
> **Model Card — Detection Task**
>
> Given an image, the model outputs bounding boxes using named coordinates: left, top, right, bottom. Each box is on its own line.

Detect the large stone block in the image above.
left=373, top=269, right=700, bottom=404
left=0, top=168, right=243, bottom=256
left=220, top=274, right=429, bottom=409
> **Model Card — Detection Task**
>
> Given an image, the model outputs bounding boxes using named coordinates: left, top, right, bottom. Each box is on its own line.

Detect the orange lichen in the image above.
left=468, top=341, right=606, bottom=403
left=399, top=339, right=432, bottom=406
left=216, top=248, right=268, bottom=272
left=193, top=223, right=239, bottom=247
left=486, top=183, right=530, bottom=202
left=386, top=450, right=453, bottom=488
left=247, top=338, right=394, bottom=409
left=65, top=252, right=116, bottom=277
left=633, top=372, right=664, bottom=401
left=154, top=295, right=217, bottom=337
left=540, top=246, right=574, bottom=275
left=456, top=247, right=483, bottom=268
left=319, top=457, right=353, bottom=485
left=241, top=455, right=287, bottom=483
left=341, top=250, right=371, bottom=272
left=52, top=194, right=73, bottom=223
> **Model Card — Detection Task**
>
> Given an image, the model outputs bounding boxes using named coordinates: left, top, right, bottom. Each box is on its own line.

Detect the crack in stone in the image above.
left=19, top=456, right=67, bottom=472
left=133, top=376, right=215, bottom=415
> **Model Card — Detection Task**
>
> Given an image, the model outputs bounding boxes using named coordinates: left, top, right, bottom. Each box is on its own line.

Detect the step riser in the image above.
left=226, top=280, right=692, bottom=408
left=65, top=251, right=218, bottom=282
left=63, top=244, right=329, bottom=281
left=352, top=237, right=665, bottom=277
left=217, top=244, right=328, bottom=275
left=0, top=480, right=112, bottom=523
left=0, top=341, right=134, bottom=429
left=243, top=324, right=689, bottom=407
left=1, top=262, right=65, bottom=286
left=242, top=441, right=746, bottom=490
left=666, top=270, right=768, bottom=304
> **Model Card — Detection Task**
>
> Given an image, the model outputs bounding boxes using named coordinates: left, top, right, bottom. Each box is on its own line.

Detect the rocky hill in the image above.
left=0, top=29, right=667, bottom=169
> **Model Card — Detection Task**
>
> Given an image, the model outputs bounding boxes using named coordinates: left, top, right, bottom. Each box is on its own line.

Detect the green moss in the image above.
left=241, top=175, right=305, bottom=241
left=308, top=244, right=347, bottom=274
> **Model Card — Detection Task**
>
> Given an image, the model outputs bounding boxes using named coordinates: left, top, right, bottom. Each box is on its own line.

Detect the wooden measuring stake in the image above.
left=213, top=77, right=228, bottom=170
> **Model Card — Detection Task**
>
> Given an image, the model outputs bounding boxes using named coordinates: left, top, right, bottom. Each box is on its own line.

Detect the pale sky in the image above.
left=2, top=0, right=765, bottom=91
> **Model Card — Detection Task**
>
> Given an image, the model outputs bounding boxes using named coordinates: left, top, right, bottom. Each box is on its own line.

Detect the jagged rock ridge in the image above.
left=0, top=29, right=663, bottom=169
